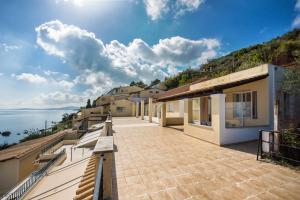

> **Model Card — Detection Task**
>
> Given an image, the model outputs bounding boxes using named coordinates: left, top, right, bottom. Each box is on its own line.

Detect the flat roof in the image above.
left=0, top=130, right=71, bottom=162
left=157, top=64, right=270, bottom=101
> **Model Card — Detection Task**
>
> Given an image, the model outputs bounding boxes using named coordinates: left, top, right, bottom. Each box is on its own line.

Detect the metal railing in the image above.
left=257, top=130, right=300, bottom=166
left=4, top=149, right=66, bottom=200
left=93, top=156, right=104, bottom=200
left=40, top=137, right=64, bottom=155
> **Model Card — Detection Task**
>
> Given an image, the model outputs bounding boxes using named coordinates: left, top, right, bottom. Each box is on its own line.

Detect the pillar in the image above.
left=211, top=94, right=225, bottom=145
left=136, top=102, right=139, bottom=118
left=103, top=152, right=112, bottom=199
left=149, top=98, right=153, bottom=123
left=131, top=102, right=136, bottom=117
left=160, top=102, right=166, bottom=127
left=184, top=98, right=192, bottom=126
left=104, top=120, right=112, bottom=136
left=141, top=100, right=145, bottom=120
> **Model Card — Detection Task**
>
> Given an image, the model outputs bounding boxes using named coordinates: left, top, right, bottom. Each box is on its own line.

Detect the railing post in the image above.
left=257, top=130, right=262, bottom=160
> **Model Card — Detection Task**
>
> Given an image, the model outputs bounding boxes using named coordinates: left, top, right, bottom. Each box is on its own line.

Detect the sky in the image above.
left=0, top=0, right=298, bottom=108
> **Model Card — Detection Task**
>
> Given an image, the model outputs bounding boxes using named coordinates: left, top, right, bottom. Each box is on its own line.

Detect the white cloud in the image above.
left=144, top=0, right=169, bottom=20
left=296, top=0, right=300, bottom=11
left=55, top=80, right=75, bottom=91
left=293, top=1, right=300, bottom=28
left=14, top=71, right=75, bottom=91
left=293, top=15, right=300, bottom=28
left=144, top=0, right=204, bottom=20
left=175, top=0, right=204, bottom=16
left=15, top=73, right=48, bottom=83
left=33, top=91, right=84, bottom=105
left=44, top=70, right=60, bottom=76
left=0, top=73, right=3, bottom=76
left=36, top=20, right=220, bottom=87
left=0, top=43, right=21, bottom=52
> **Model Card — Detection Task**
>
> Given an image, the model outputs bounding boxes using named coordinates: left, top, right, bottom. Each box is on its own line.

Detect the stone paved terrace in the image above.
left=24, top=145, right=93, bottom=200
left=112, top=117, right=300, bottom=200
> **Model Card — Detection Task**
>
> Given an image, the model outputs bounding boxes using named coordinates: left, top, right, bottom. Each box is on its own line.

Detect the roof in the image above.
left=157, top=84, right=190, bottom=101
left=76, top=129, right=103, bottom=148
left=0, top=130, right=71, bottom=162
left=158, top=64, right=271, bottom=101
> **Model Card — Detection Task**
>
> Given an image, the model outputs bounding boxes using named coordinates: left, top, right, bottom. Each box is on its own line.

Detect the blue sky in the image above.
left=0, top=0, right=298, bottom=108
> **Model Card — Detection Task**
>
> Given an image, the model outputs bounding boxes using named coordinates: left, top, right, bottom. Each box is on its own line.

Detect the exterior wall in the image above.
left=0, top=159, right=19, bottom=196
left=166, top=100, right=180, bottom=118
left=223, top=77, right=269, bottom=127
left=18, top=149, right=41, bottom=181
left=106, top=86, right=143, bottom=96
left=96, top=96, right=112, bottom=107
left=81, top=107, right=103, bottom=118
left=166, top=117, right=184, bottom=125
left=184, top=94, right=224, bottom=145
left=110, top=99, right=133, bottom=117
left=140, top=89, right=165, bottom=99
left=162, top=100, right=184, bottom=125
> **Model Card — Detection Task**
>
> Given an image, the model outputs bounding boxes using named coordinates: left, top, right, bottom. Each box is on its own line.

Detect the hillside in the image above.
left=164, top=29, right=300, bottom=89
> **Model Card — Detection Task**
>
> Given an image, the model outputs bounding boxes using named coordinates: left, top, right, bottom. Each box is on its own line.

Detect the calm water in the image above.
left=0, top=109, right=75, bottom=144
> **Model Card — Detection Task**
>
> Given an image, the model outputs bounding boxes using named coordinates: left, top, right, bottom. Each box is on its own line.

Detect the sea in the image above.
left=0, top=109, right=76, bottom=145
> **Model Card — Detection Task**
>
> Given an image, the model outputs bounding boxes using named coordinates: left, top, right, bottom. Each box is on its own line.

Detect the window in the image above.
left=233, top=91, right=257, bottom=119
left=192, top=98, right=200, bottom=123
left=149, top=91, right=153, bottom=93
left=200, top=96, right=212, bottom=126
left=116, top=107, right=125, bottom=112
left=191, top=96, right=212, bottom=126
left=168, top=103, right=174, bottom=112
left=156, top=91, right=159, bottom=94
left=252, top=91, right=257, bottom=119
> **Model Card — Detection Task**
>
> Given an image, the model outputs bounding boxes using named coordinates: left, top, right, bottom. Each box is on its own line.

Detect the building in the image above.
left=0, top=130, right=75, bottom=196
left=94, top=84, right=166, bottom=118
left=138, top=64, right=287, bottom=146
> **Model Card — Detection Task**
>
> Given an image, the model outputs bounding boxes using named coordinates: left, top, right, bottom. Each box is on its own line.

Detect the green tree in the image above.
left=86, top=99, right=92, bottom=108
left=150, top=79, right=161, bottom=86
left=92, top=100, right=96, bottom=108
left=129, top=81, right=136, bottom=86
left=1, top=131, right=11, bottom=144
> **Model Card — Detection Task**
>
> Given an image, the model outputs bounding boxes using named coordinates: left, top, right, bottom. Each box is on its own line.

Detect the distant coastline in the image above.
left=0, top=106, right=80, bottom=111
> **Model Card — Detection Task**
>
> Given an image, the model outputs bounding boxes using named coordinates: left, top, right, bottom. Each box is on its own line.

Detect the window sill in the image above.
left=189, top=123, right=213, bottom=129
left=225, top=125, right=269, bottom=129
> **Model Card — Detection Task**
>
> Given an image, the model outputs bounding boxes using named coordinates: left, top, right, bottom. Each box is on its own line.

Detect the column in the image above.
left=131, top=102, right=135, bottom=116
left=148, top=98, right=153, bottom=123
left=184, top=98, right=192, bottom=126
left=136, top=101, right=139, bottom=118
left=211, top=94, right=225, bottom=145
left=160, top=102, right=167, bottom=127
left=141, top=100, right=145, bottom=120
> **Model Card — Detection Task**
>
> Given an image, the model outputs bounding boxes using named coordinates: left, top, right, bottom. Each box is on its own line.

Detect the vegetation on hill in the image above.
left=130, top=79, right=162, bottom=88
left=130, top=81, right=148, bottom=88
left=164, top=29, right=300, bottom=90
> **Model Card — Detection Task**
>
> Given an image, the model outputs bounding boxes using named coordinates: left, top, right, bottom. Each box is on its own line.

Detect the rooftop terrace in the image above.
left=15, top=117, right=300, bottom=200
left=112, top=117, right=300, bottom=200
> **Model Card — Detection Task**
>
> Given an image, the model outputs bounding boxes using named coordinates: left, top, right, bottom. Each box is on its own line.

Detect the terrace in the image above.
left=6, top=117, right=299, bottom=200
left=112, top=117, right=300, bottom=200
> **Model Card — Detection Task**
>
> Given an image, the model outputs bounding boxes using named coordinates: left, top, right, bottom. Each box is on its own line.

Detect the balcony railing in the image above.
left=93, top=156, right=104, bottom=200
left=3, top=149, right=66, bottom=200
left=40, top=137, right=64, bottom=155
left=257, top=130, right=300, bottom=166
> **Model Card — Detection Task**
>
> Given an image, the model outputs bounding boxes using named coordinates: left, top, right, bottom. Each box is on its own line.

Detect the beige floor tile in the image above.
left=111, top=117, right=300, bottom=200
